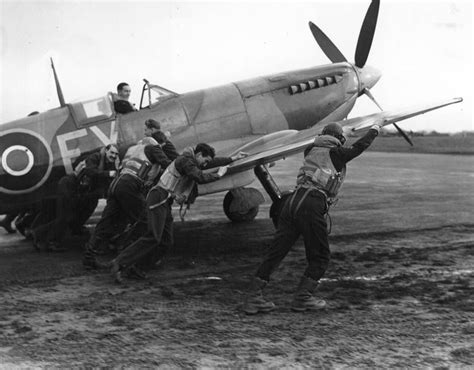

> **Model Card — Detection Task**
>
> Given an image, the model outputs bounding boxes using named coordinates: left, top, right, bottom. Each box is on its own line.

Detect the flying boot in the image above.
left=291, top=276, right=326, bottom=312
left=0, top=215, right=16, bottom=234
left=242, top=276, right=276, bottom=315
left=82, top=241, right=110, bottom=270
left=110, top=259, right=123, bottom=283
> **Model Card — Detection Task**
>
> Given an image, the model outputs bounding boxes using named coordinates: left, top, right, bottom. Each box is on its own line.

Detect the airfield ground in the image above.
left=0, top=150, right=473, bottom=367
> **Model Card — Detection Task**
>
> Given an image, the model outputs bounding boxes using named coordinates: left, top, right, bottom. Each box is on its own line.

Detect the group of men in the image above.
left=0, top=82, right=135, bottom=238
left=80, top=118, right=247, bottom=283
left=1, top=114, right=381, bottom=314
left=15, top=144, right=120, bottom=251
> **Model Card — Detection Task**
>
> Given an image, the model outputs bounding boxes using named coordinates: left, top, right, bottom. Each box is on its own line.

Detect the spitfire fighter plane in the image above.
left=0, top=0, right=462, bottom=231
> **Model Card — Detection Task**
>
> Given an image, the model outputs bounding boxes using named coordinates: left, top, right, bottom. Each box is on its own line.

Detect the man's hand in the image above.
left=73, top=160, right=86, bottom=176
left=231, top=151, right=249, bottom=162
left=100, top=147, right=106, bottom=156
left=217, top=166, right=228, bottom=177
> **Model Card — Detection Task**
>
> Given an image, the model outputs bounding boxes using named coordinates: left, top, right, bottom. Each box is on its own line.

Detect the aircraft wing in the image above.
left=225, top=97, right=462, bottom=175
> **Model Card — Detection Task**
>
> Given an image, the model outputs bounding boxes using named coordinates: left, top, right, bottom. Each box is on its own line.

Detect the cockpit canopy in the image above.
left=69, top=80, right=179, bottom=126
left=139, top=79, right=178, bottom=109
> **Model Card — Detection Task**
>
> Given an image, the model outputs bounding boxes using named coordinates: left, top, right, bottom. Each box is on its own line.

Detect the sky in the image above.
left=0, top=0, right=472, bottom=132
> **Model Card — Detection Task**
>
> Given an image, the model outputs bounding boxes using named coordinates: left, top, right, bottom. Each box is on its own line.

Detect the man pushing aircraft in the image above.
left=243, top=122, right=381, bottom=314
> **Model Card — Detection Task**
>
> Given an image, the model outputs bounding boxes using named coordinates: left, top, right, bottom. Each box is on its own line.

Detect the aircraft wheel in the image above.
left=269, top=191, right=293, bottom=228
left=223, top=191, right=259, bottom=222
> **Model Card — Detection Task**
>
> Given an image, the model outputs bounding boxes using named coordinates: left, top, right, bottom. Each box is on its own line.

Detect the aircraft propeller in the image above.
left=309, top=0, right=412, bottom=146
left=363, top=87, right=414, bottom=146
left=309, top=0, right=379, bottom=68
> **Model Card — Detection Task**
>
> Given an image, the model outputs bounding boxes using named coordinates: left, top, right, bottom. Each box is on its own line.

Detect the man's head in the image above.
left=117, top=82, right=131, bottom=101
left=104, top=144, right=119, bottom=162
left=194, top=143, right=216, bottom=167
left=322, top=122, right=346, bottom=145
left=144, top=119, right=161, bottom=137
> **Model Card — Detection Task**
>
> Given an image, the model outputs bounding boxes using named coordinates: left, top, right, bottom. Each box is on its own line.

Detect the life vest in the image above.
left=120, top=138, right=157, bottom=180
left=157, top=159, right=195, bottom=205
left=296, top=135, right=346, bottom=198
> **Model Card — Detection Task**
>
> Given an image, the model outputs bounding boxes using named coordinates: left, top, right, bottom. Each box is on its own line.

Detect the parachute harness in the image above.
left=179, top=203, right=190, bottom=222
left=326, top=197, right=338, bottom=235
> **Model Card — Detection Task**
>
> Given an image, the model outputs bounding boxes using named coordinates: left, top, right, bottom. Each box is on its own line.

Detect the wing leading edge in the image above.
left=225, top=97, right=463, bottom=175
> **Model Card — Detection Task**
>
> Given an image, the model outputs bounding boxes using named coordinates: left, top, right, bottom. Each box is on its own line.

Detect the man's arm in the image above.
left=205, top=157, right=232, bottom=168
left=144, top=145, right=172, bottom=169
left=176, top=156, right=221, bottom=184
left=330, top=127, right=380, bottom=171
left=85, top=152, right=114, bottom=178
left=162, top=140, right=179, bottom=161
left=114, top=100, right=135, bottom=114
left=205, top=151, right=248, bottom=169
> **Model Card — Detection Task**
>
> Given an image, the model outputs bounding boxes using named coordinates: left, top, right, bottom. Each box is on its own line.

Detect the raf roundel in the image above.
left=0, top=129, right=53, bottom=195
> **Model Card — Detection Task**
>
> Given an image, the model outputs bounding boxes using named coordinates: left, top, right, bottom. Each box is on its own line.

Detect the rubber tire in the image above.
left=223, top=191, right=259, bottom=222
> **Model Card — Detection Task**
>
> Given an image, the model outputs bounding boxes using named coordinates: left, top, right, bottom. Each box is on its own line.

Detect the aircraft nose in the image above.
left=358, top=65, right=381, bottom=91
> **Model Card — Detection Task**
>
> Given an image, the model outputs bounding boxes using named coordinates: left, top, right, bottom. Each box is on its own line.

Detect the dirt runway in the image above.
left=0, top=152, right=473, bottom=367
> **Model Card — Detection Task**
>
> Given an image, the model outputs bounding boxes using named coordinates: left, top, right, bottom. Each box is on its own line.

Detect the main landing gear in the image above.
left=221, top=164, right=292, bottom=227
left=254, top=164, right=292, bottom=228
left=223, top=188, right=264, bottom=222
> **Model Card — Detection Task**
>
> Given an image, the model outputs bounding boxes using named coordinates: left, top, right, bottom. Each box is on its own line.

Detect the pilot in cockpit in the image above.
left=113, top=82, right=137, bottom=114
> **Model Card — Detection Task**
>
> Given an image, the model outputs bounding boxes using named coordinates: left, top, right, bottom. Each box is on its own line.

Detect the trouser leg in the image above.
left=114, top=188, right=168, bottom=271
left=255, top=200, right=300, bottom=282
left=88, top=195, right=121, bottom=249
left=47, top=190, right=75, bottom=244
left=137, top=201, right=173, bottom=271
left=115, top=176, right=146, bottom=224
left=71, top=195, right=99, bottom=232
left=31, top=197, right=61, bottom=245
left=297, top=193, right=330, bottom=281
left=83, top=194, right=121, bottom=268
left=290, top=192, right=329, bottom=312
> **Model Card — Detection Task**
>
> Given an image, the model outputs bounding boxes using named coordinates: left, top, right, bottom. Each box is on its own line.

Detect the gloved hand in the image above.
left=370, top=124, right=381, bottom=133
left=217, top=166, right=228, bottom=177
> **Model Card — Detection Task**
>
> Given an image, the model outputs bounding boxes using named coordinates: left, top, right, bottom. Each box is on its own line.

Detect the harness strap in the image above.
left=148, top=192, right=171, bottom=210
left=292, top=188, right=312, bottom=218
left=288, top=187, right=312, bottom=218
left=287, top=190, right=299, bottom=215
left=179, top=203, right=190, bottom=222
left=108, top=173, right=124, bottom=196
left=326, top=212, right=332, bottom=235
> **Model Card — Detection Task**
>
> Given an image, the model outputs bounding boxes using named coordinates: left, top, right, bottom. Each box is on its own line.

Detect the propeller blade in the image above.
left=354, top=0, right=380, bottom=68
left=393, top=123, right=414, bottom=146
left=309, top=21, right=347, bottom=64
left=362, top=87, right=383, bottom=111
left=362, top=88, right=414, bottom=146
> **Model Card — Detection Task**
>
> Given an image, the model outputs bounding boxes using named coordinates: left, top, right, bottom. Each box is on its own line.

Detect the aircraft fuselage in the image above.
left=0, top=62, right=361, bottom=213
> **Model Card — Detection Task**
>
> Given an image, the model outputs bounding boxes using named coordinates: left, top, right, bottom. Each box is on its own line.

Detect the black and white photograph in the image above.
left=0, top=0, right=472, bottom=367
